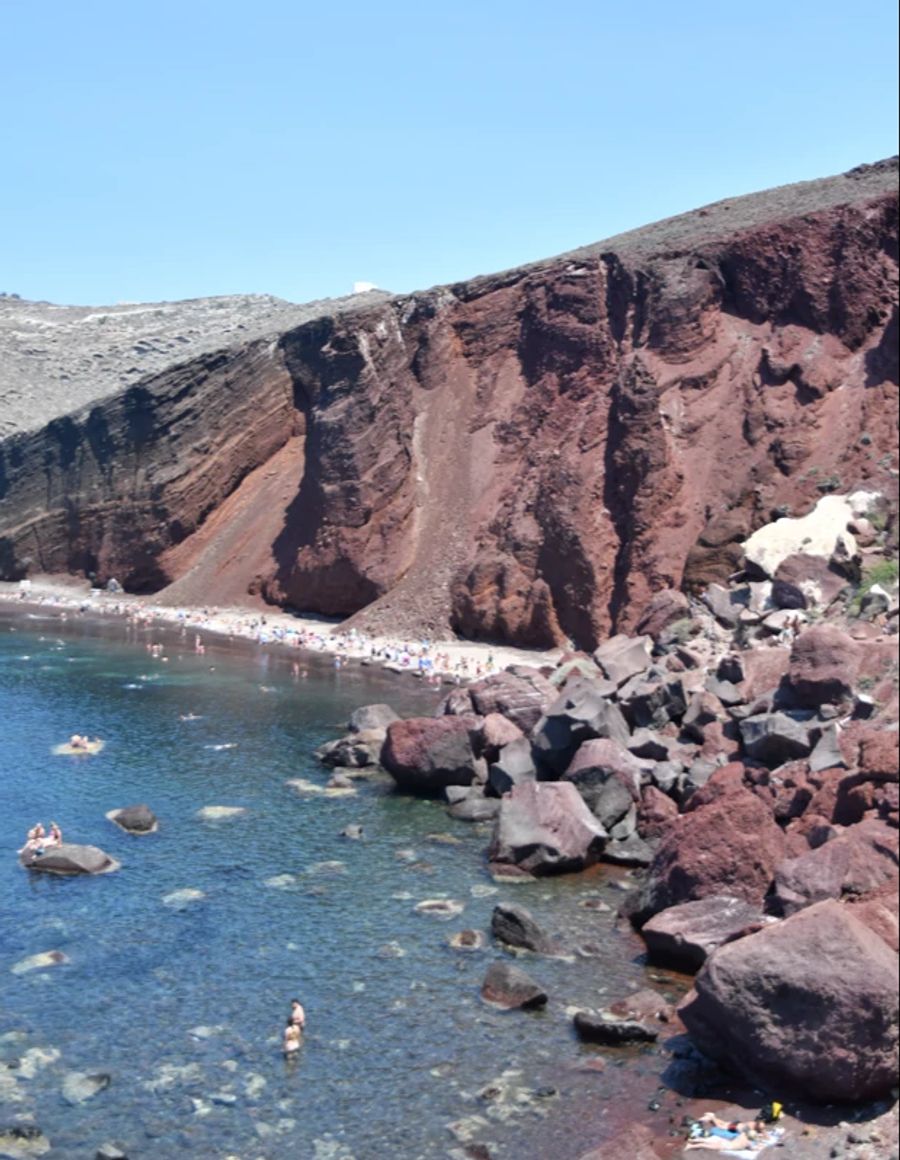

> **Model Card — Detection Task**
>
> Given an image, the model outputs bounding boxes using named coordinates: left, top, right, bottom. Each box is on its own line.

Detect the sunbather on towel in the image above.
left=686, top=1111, right=782, bottom=1153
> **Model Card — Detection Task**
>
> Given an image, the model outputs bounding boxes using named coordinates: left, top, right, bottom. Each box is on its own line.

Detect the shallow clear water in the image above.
left=0, top=611, right=678, bottom=1159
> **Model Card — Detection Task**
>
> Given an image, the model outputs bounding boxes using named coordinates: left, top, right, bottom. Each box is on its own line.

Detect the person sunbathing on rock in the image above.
left=44, top=822, right=63, bottom=848
left=19, top=823, right=46, bottom=857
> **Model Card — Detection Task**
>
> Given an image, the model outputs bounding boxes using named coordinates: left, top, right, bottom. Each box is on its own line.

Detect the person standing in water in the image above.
left=289, top=998, right=306, bottom=1032
left=283, top=1022, right=302, bottom=1055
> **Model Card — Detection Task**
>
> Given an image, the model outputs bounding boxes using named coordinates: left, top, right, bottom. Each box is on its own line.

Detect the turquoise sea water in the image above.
left=0, top=610, right=677, bottom=1159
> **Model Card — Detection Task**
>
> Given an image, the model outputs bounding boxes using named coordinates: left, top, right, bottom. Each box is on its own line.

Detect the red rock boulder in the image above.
left=634, top=587, right=691, bottom=641
left=641, top=895, right=769, bottom=972
left=628, top=784, right=786, bottom=926
left=382, top=716, right=482, bottom=795
left=679, top=899, right=900, bottom=1101
left=578, top=1122, right=659, bottom=1160
left=488, top=780, right=607, bottom=875
left=440, top=668, right=556, bottom=733
left=637, top=785, right=679, bottom=842
left=785, top=625, right=862, bottom=707
left=772, top=818, right=899, bottom=915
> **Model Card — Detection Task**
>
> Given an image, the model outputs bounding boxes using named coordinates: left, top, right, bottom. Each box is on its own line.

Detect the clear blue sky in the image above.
left=2, top=0, right=897, bottom=306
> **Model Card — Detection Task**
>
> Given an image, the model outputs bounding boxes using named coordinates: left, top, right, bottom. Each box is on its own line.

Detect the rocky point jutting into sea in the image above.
left=0, top=158, right=898, bottom=1159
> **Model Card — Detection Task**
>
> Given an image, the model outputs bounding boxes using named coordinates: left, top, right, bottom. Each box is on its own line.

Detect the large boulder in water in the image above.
left=106, top=804, right=157, bottom=833
left=20, top=843, right=117, bottom=875
left=382, top=716, right=482, bottom=795
left=489, top=781, right=607, bottom=875
left=678, top=899, right=900, bottom=1101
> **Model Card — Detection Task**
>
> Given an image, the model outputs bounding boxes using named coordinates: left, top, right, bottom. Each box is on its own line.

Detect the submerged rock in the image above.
left=196, top=805, right=246, bottom=821
left=0, top=1125, right=51, bottom=1159
left=62, top=1070, right=110, bottom=1105
left=10, top=950, right=69, bottom=975
left=162, top=888, right=206, bottom=909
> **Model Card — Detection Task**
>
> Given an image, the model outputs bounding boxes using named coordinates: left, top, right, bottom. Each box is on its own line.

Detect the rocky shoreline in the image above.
left=312, top=490, right=899, bottom=1157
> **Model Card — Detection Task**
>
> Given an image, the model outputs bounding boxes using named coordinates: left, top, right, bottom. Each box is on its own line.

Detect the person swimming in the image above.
left=283, top=1022, right=302, bottom=1055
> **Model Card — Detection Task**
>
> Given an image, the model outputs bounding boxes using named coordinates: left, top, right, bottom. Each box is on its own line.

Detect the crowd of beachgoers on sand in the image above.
left=1, top=578, right=555, bottom=684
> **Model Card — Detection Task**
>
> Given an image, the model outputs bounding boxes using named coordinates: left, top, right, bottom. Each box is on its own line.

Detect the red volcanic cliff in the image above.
left=1, top=159, right=897, bottom=647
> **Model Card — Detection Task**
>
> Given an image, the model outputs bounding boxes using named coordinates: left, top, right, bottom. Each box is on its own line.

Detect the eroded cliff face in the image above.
left=1, top=160, right=897, bottom=647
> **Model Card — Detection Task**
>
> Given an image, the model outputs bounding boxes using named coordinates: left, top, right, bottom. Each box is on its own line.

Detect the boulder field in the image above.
left=323, top=512, right=899, bottom=1108
left=0, top=159, right=896, bottom=647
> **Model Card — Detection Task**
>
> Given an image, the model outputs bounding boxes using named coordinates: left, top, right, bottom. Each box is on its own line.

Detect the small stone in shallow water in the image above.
left=0, top=1125, right=51, bottom=1158
left=196, top=805, right=246, bottom=821
left=94, top=1143, right=128, bottom=1160
left=62, top=1070, right=111, bottom=1105
left=449, top=930, right=485, bottom=951
left=208, top=1091, right=238, bottom=1106
left=263, top=874, right=296, bottom=890
left=162, top=888, right=206, bottom=909
left=377, top=942, right=406, bottom=958
left=306, top=860, right=347, bottom=875
left=469, top=884, right=498, bottom=898
left=414, top=898, right=465, bottom=919
left=11, top=950, right=69, bottom=975
left=18, top=1046, right=61, bottom=1079
left=244, top=1072, right=266, bottom=1099
left=188, top=1025, right=224, bottom=1039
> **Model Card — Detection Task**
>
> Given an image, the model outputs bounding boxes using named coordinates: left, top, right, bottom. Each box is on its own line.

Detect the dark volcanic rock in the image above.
left=490, top=903, right=556, bottom=953
left=532, top=683, right=631, bottom=777
left=381, top=716, right=481, bottom=795
left=480, top=961, right=548, bottom=1009
left=488, top=781, right=607, bottom=875
left=347, top=703, right=399, bottom=733
left=107, top=804, right=157, bottom=834
left=573, top=1011, right=658, bottom=1045
left=679, top=899, right=900, bottom=1101
left=641, top=895, right=769, bottom=972
left=739, top=711, right=813, bottom=766
left=561, top=738, right=643, bottom=828
left=486, top=736, right=537, bottom=797
left=21, top=843, right=117, bottom=875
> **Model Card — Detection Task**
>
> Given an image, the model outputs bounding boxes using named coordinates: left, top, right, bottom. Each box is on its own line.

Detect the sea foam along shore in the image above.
left=0, top=577, right=562, bottom=683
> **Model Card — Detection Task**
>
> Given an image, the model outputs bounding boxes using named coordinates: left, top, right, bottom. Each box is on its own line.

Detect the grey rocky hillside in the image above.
left=0, top=289, right=391, bottom=437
